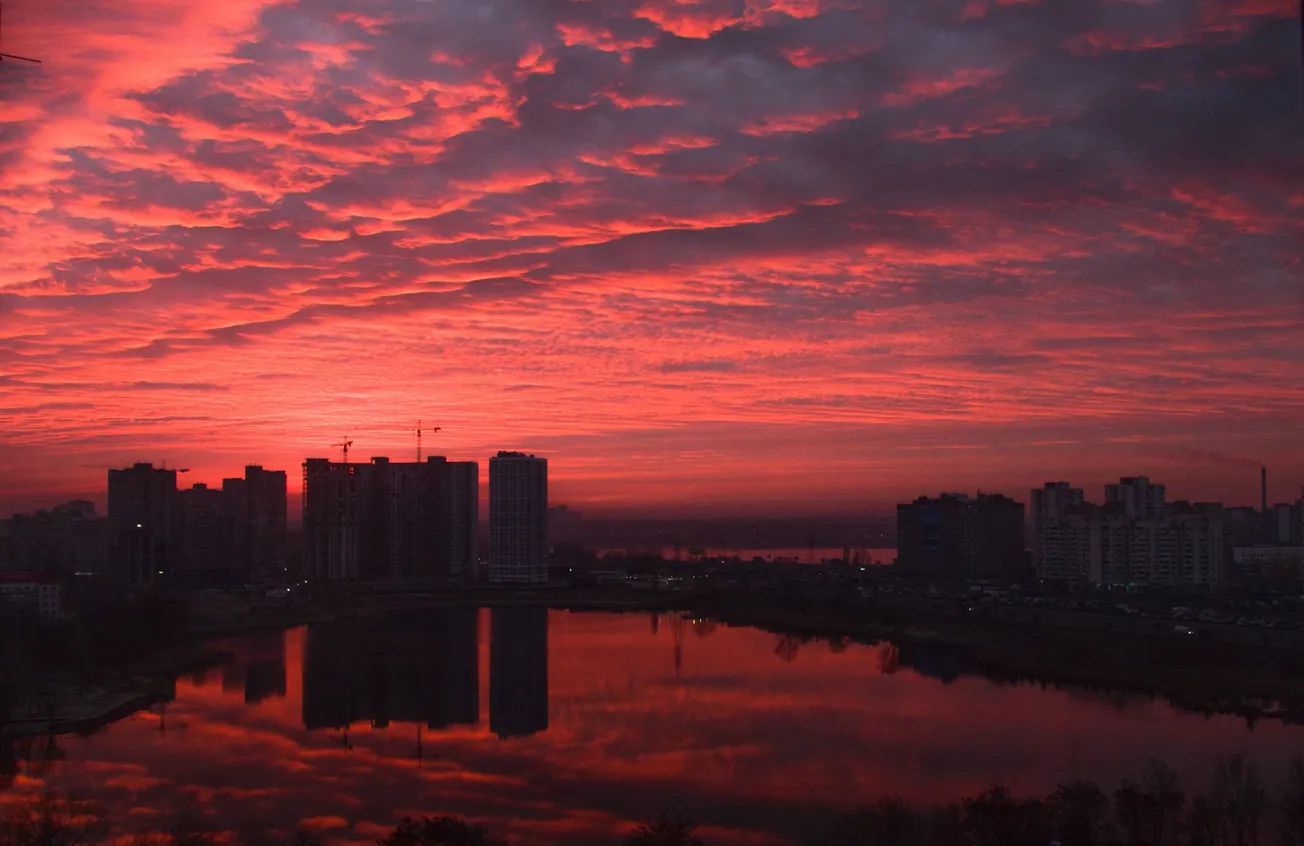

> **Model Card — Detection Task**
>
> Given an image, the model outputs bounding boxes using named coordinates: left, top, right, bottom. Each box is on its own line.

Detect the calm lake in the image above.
left=9, top=608, right=1304, bottom=845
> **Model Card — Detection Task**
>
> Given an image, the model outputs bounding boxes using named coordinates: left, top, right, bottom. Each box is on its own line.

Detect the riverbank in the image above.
left=176, top=583, right=1304, bottom=726
left=0, top=641, right=230, bottom=739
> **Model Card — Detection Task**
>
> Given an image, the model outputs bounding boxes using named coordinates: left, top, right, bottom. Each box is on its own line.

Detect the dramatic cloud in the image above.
left=1, top=0, right=1301, bottom=514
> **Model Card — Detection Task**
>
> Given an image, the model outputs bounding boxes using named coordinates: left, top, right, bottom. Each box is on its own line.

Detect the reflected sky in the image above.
left=10, top=609, right=1304, bottom=845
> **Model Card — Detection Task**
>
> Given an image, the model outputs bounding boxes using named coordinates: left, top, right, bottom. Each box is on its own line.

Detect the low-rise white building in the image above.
left=1233, top=546, right=1304, bottom=579
left=0, top=572, right=63, bottom=619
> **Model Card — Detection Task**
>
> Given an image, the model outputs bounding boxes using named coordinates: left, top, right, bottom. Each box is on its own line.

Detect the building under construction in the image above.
left=302, top=456, right=478, bottom=582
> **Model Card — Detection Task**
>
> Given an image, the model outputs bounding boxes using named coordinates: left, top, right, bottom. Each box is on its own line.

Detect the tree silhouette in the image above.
left=1280, top=754, right=1304, bottom=846
left=775, top=635, right=803, bottom=663
left=377, top=816, right=506, bottom=846
left=624, top=815, right=704, bottom=846
left=1048, top=780, right=1106, bottom=846
left=1210, top=754, right=1268, bottom=846
left=825, top=635, right=851, bottom=654
left=813, top=798, right=918, bottom=846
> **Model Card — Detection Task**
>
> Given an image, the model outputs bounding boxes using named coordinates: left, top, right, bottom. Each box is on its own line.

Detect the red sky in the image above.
left=1, top=0, right=1302, bottom=517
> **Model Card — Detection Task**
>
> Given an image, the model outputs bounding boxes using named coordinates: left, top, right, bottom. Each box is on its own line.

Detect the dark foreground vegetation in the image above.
left=7, top=754, right=1304, bottom=846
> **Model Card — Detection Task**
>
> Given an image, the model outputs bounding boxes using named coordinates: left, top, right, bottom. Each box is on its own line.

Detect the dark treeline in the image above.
left=6, top=755, right=1304, bottom=846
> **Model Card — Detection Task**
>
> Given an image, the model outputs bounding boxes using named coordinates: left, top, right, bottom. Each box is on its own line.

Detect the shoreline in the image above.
left=19, top=584, right=1304, bottom=741
left=0, top=643, right=229, bottom=740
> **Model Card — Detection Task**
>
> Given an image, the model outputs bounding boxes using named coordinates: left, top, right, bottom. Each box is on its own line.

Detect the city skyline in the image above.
left=1, top=0, right=1301, bottom=518
left=3, top=447, right=1300, bottom=521
left=5, top=448, right=1298, bottom=521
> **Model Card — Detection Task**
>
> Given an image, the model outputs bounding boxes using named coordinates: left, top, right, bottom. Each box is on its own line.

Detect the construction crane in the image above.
left=332, top=439, right=353, bottom=463
left=1, top=2, right=42, bottom=64
left=415, top=420, right=441, bottom=462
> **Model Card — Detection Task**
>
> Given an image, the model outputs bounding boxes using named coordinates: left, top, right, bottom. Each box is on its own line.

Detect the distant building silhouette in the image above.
left=108, top=463, right=178, bottom=586
left=177, top=483, right=225, bottom=587
left=107, top=463, right=286, bottom=588
left=449, top=461, right=479, bottom=578
left=897, top=493, right=1026, bottom=581
left=226, top=465, right=288, bottom=584
left=0, top=501, right=106, bottom=577
left=489, top=452, right=548, bottom=585
left=173, top=466, right=287, bottom=588
left=1105, top=476, right=1167, bottom=519
left=302, top=456, right=477, bottom=582
left=489, top=606, right=548, bottom=738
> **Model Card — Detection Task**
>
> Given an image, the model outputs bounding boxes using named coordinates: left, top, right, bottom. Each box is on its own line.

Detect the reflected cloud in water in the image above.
left=11, top=610, right=1304, bottom=846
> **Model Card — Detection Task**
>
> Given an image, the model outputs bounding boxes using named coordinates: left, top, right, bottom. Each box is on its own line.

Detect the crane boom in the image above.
left=0, top=2, right=42, bottom=63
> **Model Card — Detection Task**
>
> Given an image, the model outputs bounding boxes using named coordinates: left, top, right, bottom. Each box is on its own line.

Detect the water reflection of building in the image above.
left=489, top=607, right=549, bottom=738
left=302, top=608, right=479, bottom=730
left=220, top=632, right=288, bottom=704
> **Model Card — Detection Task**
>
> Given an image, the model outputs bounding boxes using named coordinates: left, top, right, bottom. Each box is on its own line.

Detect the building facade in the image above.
left=1106, top=476, right=1166, bottom=519
left=1030, top=482, right=1086, bottom=581
left=302, top=458, right=366, bottom=581
left=1035, top=477, right=1226, bottom=589
left=0, top=572, right=64, bottom=619
left=897, top=493, right=1026, bottom=581
left=489, top=452, right=548, bottom=585
left=0, top=501, right=107, bottom=578
left=449, top=461, right=479, bottom=577
left=108, top=463, right=178, bottom=586
left=303, top=456, right=477, bottom=583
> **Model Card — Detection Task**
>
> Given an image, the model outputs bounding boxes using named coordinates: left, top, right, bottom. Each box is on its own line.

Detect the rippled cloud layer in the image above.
left=1, top=0, right=1301, bottom=513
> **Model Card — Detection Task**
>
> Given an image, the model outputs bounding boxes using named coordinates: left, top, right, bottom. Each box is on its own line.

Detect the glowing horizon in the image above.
left=1, top=0, right=1302, bottom=518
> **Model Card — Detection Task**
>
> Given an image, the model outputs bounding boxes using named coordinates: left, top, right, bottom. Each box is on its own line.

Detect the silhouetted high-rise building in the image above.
left=108, top=463, right=178, bottom=586
left=489, top=452, right=548, bottom=584
left=897, top=493, right=1026, bottom=581
left=302, top=458, right=367, bottom=581
left=177, top=483, right=225, bottom=587
left=303, top=456, right=473, bottom=583
left=243, top=465, right=288, bottom=583
left=489, top=606, right=548, bottom=738
left=167, top=466, right=288, bottom=588
left=449, top=461, right=479, bottom=578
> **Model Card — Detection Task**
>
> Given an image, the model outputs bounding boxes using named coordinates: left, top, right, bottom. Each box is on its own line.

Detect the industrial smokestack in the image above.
left=1262, top=466, right=1268, bottom=515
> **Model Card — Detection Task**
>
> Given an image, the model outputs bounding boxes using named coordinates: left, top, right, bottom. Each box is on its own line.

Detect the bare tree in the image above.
left=1279, top=755, right=1304, bottom=846
left=1143, top=760, right=1184, bottom=846
left=1211, top=754, right=1269, bottom=846
left=1049, top=780, right=1107, bottom=846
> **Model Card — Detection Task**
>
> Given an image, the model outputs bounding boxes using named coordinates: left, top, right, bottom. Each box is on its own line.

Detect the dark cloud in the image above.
left=0, top=0, right=1300, bottom=510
